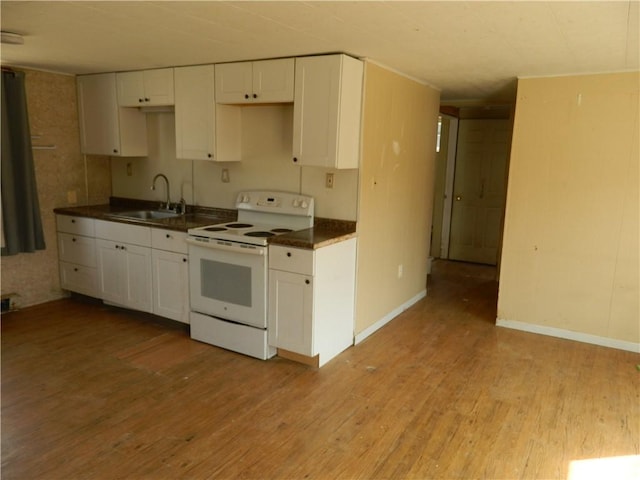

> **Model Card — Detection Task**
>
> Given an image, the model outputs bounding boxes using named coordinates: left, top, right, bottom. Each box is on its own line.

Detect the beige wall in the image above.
left=498, top=72, right=639, bottom=346
left=1, top=69, right=111, bottom=308
left=111, top=104, right=359, bottom=220
left=355, top=62, right=440, bottom=336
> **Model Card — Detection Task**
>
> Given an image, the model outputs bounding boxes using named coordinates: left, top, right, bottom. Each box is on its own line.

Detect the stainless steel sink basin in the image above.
left=111, top=210, right=180, bottom=220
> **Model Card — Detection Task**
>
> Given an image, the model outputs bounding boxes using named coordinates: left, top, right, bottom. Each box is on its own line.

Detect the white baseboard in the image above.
left=354, top=289, right=427, bottom=345
left=496, top=318, right=640, bottom=353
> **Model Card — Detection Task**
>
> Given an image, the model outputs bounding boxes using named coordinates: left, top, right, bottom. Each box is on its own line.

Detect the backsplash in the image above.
left=110, top=105, right=358, bottom=221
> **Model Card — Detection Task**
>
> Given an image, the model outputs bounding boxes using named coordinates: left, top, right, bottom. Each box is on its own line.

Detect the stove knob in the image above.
left=300, top=201, right=308, bottom=209
left=292, top=199, right=300, bottom=207
left=241, top=195, right=250, bottom=203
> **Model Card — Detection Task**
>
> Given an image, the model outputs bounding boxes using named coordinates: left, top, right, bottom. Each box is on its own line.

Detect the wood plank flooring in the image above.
left=2, top=260, right=639, bottom=479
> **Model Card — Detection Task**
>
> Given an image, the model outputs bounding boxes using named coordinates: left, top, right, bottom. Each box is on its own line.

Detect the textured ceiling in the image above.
left=1, top=1, right=638, bottom=102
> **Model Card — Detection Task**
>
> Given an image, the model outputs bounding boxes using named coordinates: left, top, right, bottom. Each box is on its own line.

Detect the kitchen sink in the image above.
left=111, top=210, right=180, bottom=220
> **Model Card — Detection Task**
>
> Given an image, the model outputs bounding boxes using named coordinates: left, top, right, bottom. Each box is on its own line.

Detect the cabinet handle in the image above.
left=305, top=279, right=310, bottom=285
left=293, top=157, right=298, bottom=163
left=253, top=93, right=257, bottom=99
left=113, top=149, right=118, bottom=154
left=138, top=98, right=144, bottom=103
left=74, top=267, right=78, bottom=272
left=144, top=97, right=150, bottom=102
left=72, top=238, right=76, bottom=242
left=244, top=94, right=249, bottom=99
left=166, top=234, right=171, bottom=239
left=71, top=219, right=76, bottom=223
left=207, top=153, right=212, bottom=158
left=286, top=252, right=292, bottom=257
left=182, top=258, right=187, bottom=263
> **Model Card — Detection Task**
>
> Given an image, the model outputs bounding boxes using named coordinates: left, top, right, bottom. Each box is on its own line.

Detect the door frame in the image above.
left=439, top=114, right=458, bottom=259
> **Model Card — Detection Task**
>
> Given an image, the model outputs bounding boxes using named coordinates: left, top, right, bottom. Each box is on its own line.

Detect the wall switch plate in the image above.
left=325, top=173, right=334, bottom=189
left=67, top=190, right=77, bottom=204
left=221, top=168, right=230, bottom=183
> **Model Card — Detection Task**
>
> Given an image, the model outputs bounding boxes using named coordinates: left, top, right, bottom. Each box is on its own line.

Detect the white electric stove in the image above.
left=186, top=191, right=314, bottom=359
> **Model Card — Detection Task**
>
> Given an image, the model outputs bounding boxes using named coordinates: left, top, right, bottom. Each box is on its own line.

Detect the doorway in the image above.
left=430, top=105, right=513, bottom=267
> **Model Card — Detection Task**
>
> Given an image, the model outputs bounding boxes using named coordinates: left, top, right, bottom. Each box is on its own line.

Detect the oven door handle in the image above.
left=186, top=237, right=266, bottom=256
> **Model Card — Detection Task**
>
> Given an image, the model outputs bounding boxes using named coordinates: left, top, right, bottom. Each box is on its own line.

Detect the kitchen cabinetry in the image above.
left=117, top=68, right=174, bottom=107
left=76, top=73, right=147, bottom=156
left=268, top=238, right=356, bottom=367
left=56, top=215, right=98, bottom=297
left=292, top=54, right=363, bottom=169
left=95, top=220, right=153, bottom=313
left=215, top=58, right=294, bottom=104
left=174, top=64, right=241, bottom=162
left=151, top=229, right=189, bottom=323
left=175, top=65, right=216, bottom=161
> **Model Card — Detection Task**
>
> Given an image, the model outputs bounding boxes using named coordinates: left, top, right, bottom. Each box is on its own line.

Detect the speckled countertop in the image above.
left=54, top=198, right=356, bottom=250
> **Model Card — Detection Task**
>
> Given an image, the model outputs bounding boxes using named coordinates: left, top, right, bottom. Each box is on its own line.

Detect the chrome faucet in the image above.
left=151, top=173, right=171, bottom=210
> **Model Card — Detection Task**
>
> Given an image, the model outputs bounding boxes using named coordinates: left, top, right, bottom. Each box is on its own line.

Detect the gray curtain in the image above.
left=1, top=69, right=45, bottom=256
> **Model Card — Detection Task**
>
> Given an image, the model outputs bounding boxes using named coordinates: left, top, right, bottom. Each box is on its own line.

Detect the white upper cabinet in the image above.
left=215, top=58, right=294, bottom=104
left=77, top=73, right=147, bottom=157
left=117, top=68, right=175, bottom=107
left=174, top=65, right=216, bottom=161
left=292, top=54, right=364, bottom=169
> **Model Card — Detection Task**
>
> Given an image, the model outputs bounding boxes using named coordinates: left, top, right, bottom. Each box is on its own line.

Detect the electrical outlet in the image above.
left=126, top=162, right=132, bottom=176
left=325, top=173, right=334, bottom=189
left=397, top=264, right=403, bottom=278
left=221, top=168, right=230, bottom=183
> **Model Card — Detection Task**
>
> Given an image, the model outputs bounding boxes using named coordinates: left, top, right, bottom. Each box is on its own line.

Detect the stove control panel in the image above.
left=235, top=191, right=314, bottom=218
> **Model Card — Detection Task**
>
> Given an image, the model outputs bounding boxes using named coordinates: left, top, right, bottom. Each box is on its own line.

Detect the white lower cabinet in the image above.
left=95, top=220, right=153, bottom=313
left=151, top=229, right=189, bottom=323
left=56, top=215, right=98, bottom=297
left=96, top=239, right=153, bottom=313
left=268, top=238, right=356, bottom=367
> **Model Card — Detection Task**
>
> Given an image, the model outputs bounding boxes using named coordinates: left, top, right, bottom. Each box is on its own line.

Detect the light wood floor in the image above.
left=2, top=260, right=638, bottom=479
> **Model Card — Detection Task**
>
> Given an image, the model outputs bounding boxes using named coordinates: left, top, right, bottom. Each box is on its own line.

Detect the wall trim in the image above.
left=496, top=318, right=640, bottom=353
left=354, top=289, right=427, bottom=345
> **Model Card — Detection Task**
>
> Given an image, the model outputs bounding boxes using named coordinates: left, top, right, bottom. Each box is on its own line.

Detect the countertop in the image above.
left=54, top=198, right=356, bottom=250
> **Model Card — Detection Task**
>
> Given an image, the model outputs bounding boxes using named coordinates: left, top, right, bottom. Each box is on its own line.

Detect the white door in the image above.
left=96, top=239, right=124, bottom=304
left=122, top=244, right=153, bottom=313
left=268, top=269, right=313, bottom=355
left=174, top=64, right=216, bottom=161
left=252, top=58, right=294, bottom=103
left=449, top=119, right=511, bottom=265
left=152, top=249, right=189, bottom=323
left=215, top=62, right=253, bottom=104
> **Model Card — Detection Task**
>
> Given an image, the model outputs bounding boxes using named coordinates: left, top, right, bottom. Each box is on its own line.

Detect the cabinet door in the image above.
left=96, top=239, right=124, bottom=304
left=122, top=243, right=153, bottom=313
left=268, top=269, right=314, bottom=355
left=117, top=69, right=174, bottom=106
left=59, top=262, right=98, bottom=298
left=215, top=62, right=253, bottom=104
left=152, top=250, right=189, bottom=323
left=77, top=73, right=121, bottom=155
left=116, top=71, right=145, bottom=106
left=58, top=233, right=96, bottom=267
left=253, top=58, right=294, bottom=103
left=175, top=65, right=216, bottom=161
left=292, top=55, right=363, bottom=169
left=143, top=68, right=174, bottom=105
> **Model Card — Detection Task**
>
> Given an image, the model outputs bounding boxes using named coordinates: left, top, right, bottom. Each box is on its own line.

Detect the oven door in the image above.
left=187, top=237, right=267, bottom=328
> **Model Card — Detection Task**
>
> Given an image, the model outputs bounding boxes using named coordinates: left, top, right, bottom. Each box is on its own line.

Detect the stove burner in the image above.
left=245, top=231, right=275, bottom=238
left=226, top=223, right=253, bottom=229
left=271, top=228, right=293, bottom=233
left=204, top=227, right=227, bottom=232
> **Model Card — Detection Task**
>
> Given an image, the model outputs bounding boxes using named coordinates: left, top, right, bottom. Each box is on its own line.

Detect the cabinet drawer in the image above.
left=58, top=233, right=96, bottom=267
left=269, top=245, right=314, bottom=275
left=95, top=219, right=151, bottom=246
left=56, top=215, right=95, bottom=236
left=59, top=262, right=98, bottom=297
left=151, top=228, right=188, bottom=254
